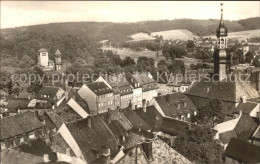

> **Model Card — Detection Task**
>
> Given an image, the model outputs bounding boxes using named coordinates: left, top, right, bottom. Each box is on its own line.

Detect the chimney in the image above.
left=176, top=103, right=180, bottom=109
left=206, top=87, right=210, bottom=92
left=107, top=110, right=112, bottom=123
left=66, top=148, right=71, bottom=156
left=101, top=145, right=111, bottom=164
left=188, top=124, right=191, bottom=130
left=65, top=91, right=69, bottom=101
left=242, top=95, right=246, bottom=103
left=239, top=110, right=243, bottom=116
left=183, top=102, right=187, bottom=107
left=34, top=110, right=39, bottom=118
left=43, top=154, right=50, bottom=163
left=88, top=117, right=92, bottom=128
left=142, top=99, right=147, bottom=113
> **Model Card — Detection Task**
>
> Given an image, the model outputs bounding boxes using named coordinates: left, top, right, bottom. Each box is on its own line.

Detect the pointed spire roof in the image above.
left=55, top=49, right=62, bottom=55
left=216, top=3, right=228, bottom=37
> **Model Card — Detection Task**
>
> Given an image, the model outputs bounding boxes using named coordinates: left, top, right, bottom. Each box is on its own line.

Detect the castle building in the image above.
left=38, top=48, right=49, bottom=67
left=38, top=48, right=62, bottom=71
left=55, top=49, right=62, bottom=71
left=213, top=3, right=231, bottom=81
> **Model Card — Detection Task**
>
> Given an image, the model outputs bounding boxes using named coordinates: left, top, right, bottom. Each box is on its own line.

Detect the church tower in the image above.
left=54, top=49, right=62, bottom=71
left=213, top=3, right=231, bottom=81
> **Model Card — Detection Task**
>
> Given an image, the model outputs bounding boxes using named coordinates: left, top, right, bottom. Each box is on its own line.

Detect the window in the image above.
left=20, top=137, right=24, bottom=144
left=29, top=132, right=35, bottom=139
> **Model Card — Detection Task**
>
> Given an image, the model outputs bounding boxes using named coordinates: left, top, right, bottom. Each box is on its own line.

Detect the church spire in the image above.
left=220, top=3, right=224, bottom=26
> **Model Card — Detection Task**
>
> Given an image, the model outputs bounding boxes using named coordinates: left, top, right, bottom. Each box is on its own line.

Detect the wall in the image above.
left=39, top=52, right=49, bottom=67
left=78, top=84, right=97, bottom=115
left=132, top=87, right=143, bottom=109
left=143, top=89, right=158, bottom=105
left=58, top=124, right=86, bottom=163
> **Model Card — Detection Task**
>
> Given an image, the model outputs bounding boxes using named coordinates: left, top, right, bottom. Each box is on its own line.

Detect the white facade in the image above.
left=132, top=87, right=143, bottom=109
left=38, top=51, right=49, bottom=67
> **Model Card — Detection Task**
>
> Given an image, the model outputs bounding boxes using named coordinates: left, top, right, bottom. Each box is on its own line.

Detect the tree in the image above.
left=173, top=126, right=224, bottom=163
left=121, top=56, right=135, bottom=67
left=167, top=60, right=185, bottom=74
left=245, top=51, right=255, bottom=63
left=186, top=40, right=195, bottom=49
left=192, top=99, right=225, bottom=126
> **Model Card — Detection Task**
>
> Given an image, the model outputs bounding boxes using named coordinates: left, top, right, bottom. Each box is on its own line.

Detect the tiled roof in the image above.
left=18, top=138, right=54, bottom=157
left=155, top=93, right=197, bottom=118
left=1, top=149, right=44, bottom=164
left=225, top=138, right=260, bottom=163
left=37, top=86, right=62, bottom=100
left=0, top=112, right=44, bottom=140
left=86, top=82, right=113, bottom=96
left=186, top=76, right=259, bottom=103
left=6, top=99, right=31, bottom=109
left=219, top=130, right=237, bottom=144
left=51, top=133, right=75, bottom=156
left=45, top=107, right=81, bottom=128
left=70, top=91, right=90, bottom=114
left=131, top=73, right=158, bottom=91
left=38, top=48, right=48, bottom=52
left=135, top=106, right=163, bottom=131
left=234, top=102, right=258, bottom=115
left=160, top=117, right=196, bottom=136
left=65, top=119, right=104, bottom=163
left=65, top=116, right=120, bottom=163
left=123, top=109, right=152, bottom=131
left=234, top=115, right=259, bottom=141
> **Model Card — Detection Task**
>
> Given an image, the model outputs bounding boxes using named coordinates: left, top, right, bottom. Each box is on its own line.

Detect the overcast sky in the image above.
left=1, top=1, right=259, bottom=29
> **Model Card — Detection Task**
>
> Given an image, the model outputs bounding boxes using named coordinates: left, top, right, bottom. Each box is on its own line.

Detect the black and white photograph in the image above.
left=0, top=1, right=260, bottom=164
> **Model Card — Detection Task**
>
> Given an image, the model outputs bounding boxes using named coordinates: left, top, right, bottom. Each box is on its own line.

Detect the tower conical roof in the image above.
left=55, top=49, right=62, bottom=55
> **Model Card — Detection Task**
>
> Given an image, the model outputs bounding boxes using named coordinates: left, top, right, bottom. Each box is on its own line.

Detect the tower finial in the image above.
left=220, top=3, right=224, bottom=25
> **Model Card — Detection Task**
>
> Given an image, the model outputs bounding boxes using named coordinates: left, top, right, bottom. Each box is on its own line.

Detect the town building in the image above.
left=131, top=72, right=158, bottom=105
left=125, top=73, right=143, bottom=109
left=96, top=74, right=133, bottom=109
left=36, top=86, right=66, bottom=110
left=0, top=112, right=45, bottom=150
left=151, top=93, right=197, bottom=121
left=224, top=138, right=260, bottom=164
left=78, top=82, right=114, bottom=115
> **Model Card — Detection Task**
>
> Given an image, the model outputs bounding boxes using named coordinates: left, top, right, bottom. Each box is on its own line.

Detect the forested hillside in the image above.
left=2, top=17, right=260, bottom=42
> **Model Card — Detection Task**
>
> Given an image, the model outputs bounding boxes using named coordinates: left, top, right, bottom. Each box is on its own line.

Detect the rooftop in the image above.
left=86, top=82, right=113, bottom=96
left=0, top=112, right=44, bottom=140
left=186, top=75, right=259, bottom=103
left=225, top=138, right=260, bottom=163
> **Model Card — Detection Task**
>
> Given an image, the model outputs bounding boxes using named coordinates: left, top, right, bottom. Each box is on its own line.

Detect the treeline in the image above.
left=2, top=17, right=260, bottom=42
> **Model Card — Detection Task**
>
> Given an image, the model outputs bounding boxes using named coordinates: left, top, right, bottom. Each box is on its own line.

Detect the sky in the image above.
left=1, top=1, right=259, bottom=29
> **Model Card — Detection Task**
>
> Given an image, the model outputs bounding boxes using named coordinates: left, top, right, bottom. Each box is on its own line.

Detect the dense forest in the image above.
left=2, top=17, right=260, bottom=42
